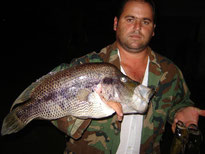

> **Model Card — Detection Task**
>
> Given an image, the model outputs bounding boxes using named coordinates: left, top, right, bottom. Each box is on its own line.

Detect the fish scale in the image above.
left=1, top=62, right=154, bottom=136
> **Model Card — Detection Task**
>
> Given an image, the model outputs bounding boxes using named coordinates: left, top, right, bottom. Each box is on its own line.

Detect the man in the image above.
left=51, top=0, right=205, bottom=153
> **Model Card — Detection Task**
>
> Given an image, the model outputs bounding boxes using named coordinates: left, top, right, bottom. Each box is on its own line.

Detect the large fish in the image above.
left=1, top=62, right=154, bottom=136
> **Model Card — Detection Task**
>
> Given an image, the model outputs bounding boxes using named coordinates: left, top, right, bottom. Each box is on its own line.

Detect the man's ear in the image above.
left=152, top=24, right=156, bottom=36
left=113, top=17, right=118, bottom=31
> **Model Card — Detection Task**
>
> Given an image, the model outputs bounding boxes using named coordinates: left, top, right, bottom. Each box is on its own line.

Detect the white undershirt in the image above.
left=116, top=50, right=150, bottom=154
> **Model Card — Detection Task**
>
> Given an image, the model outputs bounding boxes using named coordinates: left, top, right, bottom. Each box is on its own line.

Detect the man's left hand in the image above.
left=172, top=106, right=205, bottom=133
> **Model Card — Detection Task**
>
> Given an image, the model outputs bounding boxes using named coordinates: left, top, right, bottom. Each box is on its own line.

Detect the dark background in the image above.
left=1, top=0, right=205, bottom=153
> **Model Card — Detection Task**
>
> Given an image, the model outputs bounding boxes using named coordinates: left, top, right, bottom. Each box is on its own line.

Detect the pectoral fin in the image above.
left=77, top=89, right=91, bottom=102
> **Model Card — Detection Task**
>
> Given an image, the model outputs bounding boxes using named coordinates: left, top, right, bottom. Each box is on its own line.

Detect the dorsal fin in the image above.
left=10, top=71, right=57, bottom=111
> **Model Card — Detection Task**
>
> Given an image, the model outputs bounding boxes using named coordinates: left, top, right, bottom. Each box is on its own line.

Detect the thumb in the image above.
left=106, top=101, right=123, bottom=121
left=171, top=118, right=178, bottom=133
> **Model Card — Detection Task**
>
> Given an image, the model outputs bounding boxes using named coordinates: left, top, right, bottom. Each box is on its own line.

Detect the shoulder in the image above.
left=52, top=43, right=116, bottom=72
left=51, top=63, right=70, bottom=72
left=70, top=52, right=102, bottom=65
left=71, top=43, right=117, bottom=64
left=151, top=50, right=181, bottom=76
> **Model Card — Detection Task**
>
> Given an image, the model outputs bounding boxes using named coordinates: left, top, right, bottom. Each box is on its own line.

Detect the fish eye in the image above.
left=120, top=77, right=127, bottom=83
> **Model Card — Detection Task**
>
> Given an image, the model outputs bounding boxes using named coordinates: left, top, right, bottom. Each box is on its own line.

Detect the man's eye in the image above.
left=143, top=20, right=150, bottom=25
left=127, top=18, right=134, bottom=22
left=120, top=77, right=127, bottom=83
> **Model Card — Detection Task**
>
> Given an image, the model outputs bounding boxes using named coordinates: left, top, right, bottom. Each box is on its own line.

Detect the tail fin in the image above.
left=1, top=110, right=25, bottom=136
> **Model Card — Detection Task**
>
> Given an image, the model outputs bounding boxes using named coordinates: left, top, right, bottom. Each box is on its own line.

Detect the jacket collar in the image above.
left=100, top=42, right=163, bottom=89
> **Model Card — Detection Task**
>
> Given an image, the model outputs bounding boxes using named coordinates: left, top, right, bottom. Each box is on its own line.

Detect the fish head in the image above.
left=99, top=75, right=132, bottom=102
left=116, top=76, right=154, bottom=114
left=99, top=74, right=154, bottom=114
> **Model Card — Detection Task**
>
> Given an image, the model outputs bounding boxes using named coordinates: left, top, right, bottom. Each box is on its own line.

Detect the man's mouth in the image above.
left=129, top=33, right=142, bottom=39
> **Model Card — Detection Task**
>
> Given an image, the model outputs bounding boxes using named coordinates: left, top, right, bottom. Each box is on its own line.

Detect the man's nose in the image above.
left=133, top=21, right=141, bottom=30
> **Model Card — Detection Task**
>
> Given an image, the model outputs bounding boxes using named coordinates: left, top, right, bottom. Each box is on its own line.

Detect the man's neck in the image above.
left=118, top=46, right=149, bottom=66
left=117, top=45, right=150, bottom=82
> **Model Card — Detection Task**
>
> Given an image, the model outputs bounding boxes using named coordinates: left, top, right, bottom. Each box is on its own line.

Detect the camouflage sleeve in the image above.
left=168, top=68, right=194, bottom=124
left=50, top=52, right=103, bottom=139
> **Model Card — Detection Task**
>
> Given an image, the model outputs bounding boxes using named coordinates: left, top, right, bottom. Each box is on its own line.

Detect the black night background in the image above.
left=1, top=0, right=205, bottom=153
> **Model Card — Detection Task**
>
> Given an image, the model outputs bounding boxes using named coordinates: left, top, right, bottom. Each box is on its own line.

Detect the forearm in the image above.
left=51, top=117, right=91, bottom=139
left=168, top=70, right=195, bottom=124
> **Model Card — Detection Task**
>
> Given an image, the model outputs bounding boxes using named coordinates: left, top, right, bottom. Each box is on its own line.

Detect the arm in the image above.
left=167, top=68, right=205, bottom=132
left=50, top=52, right=122, bottom=139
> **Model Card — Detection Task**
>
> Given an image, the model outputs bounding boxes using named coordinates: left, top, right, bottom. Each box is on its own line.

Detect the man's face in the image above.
left=114, top=1, right=156, bottom=53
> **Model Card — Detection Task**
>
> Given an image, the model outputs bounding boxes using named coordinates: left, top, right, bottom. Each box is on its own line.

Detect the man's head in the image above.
left=114, top=0, right=156, bottom=53
left=115, top=0, right=156, bottom=24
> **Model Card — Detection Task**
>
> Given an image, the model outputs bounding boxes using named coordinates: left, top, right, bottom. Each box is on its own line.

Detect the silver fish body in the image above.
left=1, top=62, right=154, bottom=135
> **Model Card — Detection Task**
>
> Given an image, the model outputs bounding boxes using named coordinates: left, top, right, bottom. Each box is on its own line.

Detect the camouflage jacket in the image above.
left=51, top=42, right=194, bottom=154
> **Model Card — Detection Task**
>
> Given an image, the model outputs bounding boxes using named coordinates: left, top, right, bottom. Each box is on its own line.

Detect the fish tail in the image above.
left=1, top=110, right=26, bottom=136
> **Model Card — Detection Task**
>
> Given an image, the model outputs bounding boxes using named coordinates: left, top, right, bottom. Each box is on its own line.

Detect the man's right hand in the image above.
left=106, top=101, right=123, bottom=121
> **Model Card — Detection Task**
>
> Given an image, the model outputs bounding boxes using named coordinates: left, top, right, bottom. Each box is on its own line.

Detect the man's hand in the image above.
left=106, top=101, right=123, bottom=121
left=172, top=106, right=205, bottom=133
left=96, top=87, right=123, bottom=121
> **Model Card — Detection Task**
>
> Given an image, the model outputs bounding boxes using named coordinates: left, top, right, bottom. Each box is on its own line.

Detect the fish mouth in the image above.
left=129, top=85, right=155, bottom=113
left=115, top=85, right=155, bottom=115
left=135, top=85, right=154, bottom=102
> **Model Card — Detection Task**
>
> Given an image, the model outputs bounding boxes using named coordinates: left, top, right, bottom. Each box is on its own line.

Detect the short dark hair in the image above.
left=115, top=0, right=156, bottom=24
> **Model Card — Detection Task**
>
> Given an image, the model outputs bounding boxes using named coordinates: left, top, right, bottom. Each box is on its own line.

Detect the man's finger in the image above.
left=171, top=118, right=178, bottom=133
left=117, top=115, right=123, bottom=121
left=106, top=101, right=123, bottom=121
left=106, top=101, right=123, bottom=117
left=97, top=92, right=123, bottom=121
left=172, top=123, right=176, bottom=133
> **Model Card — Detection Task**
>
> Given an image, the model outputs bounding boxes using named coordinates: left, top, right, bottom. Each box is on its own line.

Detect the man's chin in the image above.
left=126, top=44, right=146, bottom=53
